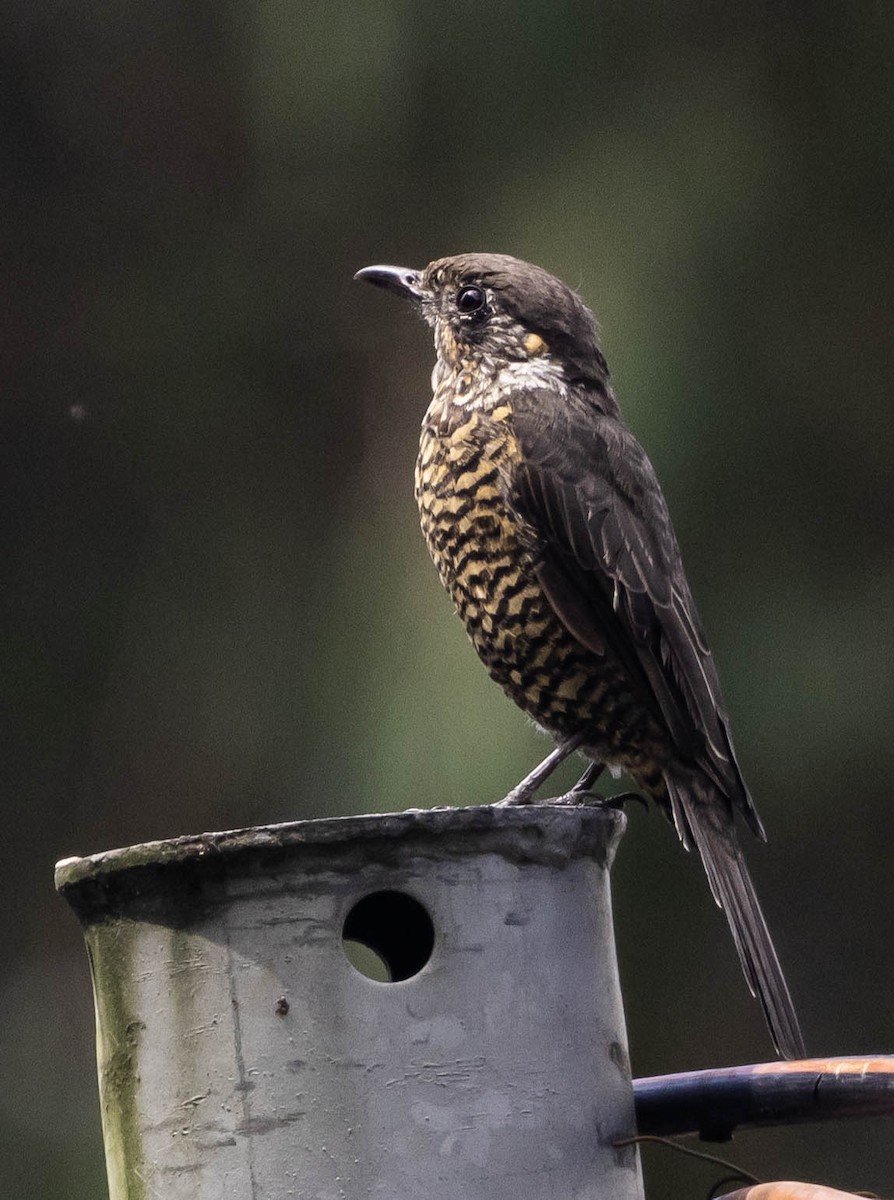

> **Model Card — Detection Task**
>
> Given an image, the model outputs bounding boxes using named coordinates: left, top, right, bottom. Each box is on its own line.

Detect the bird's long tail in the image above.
left=666, top=776, right=805, bottom=1061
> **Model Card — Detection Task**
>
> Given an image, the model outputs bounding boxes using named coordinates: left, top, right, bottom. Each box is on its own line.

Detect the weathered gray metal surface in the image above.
left=56, top=804, right=643, bottom=1200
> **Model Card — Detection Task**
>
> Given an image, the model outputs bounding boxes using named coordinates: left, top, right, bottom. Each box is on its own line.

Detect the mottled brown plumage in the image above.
left=356, top=253, right=804, bottom=1060
left=415, top=396, right=664, bottom=778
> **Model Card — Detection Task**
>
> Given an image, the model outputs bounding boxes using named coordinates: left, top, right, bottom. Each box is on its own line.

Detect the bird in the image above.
left=355, top=252, right=805, bottom=1060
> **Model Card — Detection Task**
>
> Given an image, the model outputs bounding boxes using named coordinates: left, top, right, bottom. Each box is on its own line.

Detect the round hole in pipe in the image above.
left=342, top=890, right=435, bottom=982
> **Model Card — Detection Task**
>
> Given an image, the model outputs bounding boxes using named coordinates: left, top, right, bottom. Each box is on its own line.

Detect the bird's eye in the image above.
left=455, top=284, right=486, bottom=315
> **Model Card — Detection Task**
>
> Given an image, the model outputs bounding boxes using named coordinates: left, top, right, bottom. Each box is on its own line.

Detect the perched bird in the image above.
left=355, top=253, right=804, bottom=1060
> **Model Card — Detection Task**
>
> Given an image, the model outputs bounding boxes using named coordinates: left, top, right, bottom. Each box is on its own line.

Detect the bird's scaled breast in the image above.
left=414, top=403, right=578, bottom=706
left=413, top=397, right=672, bottom=773
left=416, top=403, right=537, bottom=622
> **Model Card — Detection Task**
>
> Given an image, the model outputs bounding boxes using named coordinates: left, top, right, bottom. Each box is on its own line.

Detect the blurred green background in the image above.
left=2, top=2, right=893, bottom=1196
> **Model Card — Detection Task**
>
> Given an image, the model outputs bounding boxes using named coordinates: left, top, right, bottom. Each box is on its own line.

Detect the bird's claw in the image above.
left=604, top=790, right=648, bottom=812
left=532, top=789, right=647, bottom=811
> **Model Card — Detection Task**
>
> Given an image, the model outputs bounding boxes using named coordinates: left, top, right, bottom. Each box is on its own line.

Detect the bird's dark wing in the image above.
left=506, top=387, right=806, bottom=1060
left=507, top=387, right=763, bottom=838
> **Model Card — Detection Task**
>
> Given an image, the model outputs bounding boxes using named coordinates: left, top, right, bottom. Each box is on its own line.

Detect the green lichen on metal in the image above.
left=86, top=921, right=146, bottom=1200
left=167, top=925, right=205, bottom=1096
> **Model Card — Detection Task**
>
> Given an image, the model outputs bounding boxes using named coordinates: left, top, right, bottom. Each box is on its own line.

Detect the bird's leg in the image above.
left=495, top=730, right=588, bottom=807
left=527, top=754, right=649, bottom=810
left=533, top=758, right=610, bottom=807
left=572, top=759, right=605, bottom=794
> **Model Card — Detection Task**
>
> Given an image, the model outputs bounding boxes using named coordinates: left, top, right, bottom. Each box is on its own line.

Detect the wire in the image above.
left=614, top=1133, right=760, bottom=1188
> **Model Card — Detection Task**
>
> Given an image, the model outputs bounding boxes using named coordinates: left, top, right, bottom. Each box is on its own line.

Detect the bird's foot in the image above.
left=495, top=781, right=540, bottom=807
left=533, top=789, right=647, bottom=811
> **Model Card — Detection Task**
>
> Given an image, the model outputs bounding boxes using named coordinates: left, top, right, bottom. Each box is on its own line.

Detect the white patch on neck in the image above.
left=430, top=347, right=570, bottom=416
left=494, top=356, right=569, bottom=396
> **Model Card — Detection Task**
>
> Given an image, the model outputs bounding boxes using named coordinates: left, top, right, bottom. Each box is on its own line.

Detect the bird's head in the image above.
left=355, top=253, right=610, bottom=394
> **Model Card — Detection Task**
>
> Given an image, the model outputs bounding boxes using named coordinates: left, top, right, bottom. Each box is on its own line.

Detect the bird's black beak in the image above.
left=354, top=264, right=424, bottom=304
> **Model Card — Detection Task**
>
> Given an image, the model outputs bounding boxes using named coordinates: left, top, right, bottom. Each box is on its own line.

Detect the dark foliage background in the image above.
left=2, top=3, right=893, bottom=1196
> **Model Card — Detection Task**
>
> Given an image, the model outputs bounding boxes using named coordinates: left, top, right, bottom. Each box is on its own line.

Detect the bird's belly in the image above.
left=415, top=419, right=669, bottom=773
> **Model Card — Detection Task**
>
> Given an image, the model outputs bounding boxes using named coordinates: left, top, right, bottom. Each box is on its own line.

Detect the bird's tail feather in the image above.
left=666, top=775, right=805, bottom=1061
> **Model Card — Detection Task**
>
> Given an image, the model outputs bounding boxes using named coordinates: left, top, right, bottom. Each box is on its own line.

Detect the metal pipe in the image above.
left=56, top=804, right=643, bottom=1200
left=634, top=1055, right=894, bottom=1141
